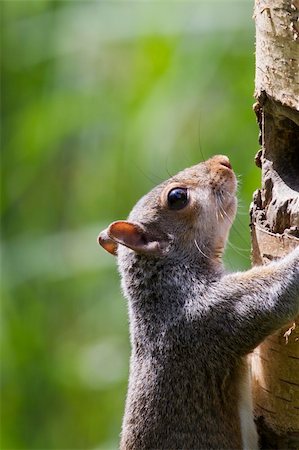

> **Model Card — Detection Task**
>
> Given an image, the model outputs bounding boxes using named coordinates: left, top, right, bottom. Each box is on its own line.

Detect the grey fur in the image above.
left=98, top=155, right=299, bottom=450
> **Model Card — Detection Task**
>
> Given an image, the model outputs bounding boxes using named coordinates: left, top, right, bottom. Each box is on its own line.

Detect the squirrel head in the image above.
left=98, top=155, right=237, bottom=264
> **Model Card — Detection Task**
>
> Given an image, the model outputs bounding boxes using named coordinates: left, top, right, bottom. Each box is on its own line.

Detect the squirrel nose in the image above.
left=213, top=155, right=232, bottom=170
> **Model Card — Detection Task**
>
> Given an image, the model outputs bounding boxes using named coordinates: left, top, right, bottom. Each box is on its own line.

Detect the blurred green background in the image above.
left=1, top=1, right=260, bottom=449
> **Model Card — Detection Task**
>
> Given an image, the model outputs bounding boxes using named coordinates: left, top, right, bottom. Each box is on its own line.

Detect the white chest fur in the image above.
left=238, top=358, right=259, bottom=450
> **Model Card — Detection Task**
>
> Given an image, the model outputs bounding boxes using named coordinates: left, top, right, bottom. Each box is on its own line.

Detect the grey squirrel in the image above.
left=98, top=155, right=299, bottom=450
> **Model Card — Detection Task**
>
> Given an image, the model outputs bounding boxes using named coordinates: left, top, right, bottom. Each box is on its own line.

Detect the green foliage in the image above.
left=1, top=1, right=259, bottom=448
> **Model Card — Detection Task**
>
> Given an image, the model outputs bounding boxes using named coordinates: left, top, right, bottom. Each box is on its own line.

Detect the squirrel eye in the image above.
left=167, top=188, right=189, bottom=210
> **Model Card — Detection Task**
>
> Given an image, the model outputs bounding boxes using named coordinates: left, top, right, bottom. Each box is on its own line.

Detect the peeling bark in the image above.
left=251, top=0, right=299, bottom=448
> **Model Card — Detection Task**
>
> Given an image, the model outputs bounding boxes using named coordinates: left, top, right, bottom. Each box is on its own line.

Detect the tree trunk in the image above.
left=250, top=0, right=299, bottom=448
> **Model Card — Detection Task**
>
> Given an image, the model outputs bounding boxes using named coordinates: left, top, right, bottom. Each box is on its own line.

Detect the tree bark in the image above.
left=250, top=1, right=299, bottom=448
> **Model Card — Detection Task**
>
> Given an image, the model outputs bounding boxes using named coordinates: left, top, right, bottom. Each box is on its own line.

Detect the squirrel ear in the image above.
left=108, top=221, right=169, bottom=256
left=97, top=229, right=118, bottom=256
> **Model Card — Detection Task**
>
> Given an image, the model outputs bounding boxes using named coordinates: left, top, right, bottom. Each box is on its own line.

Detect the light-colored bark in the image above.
left=254, top=0, right=299, bottom=110
left=251, top=0, right=299, bottom=447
